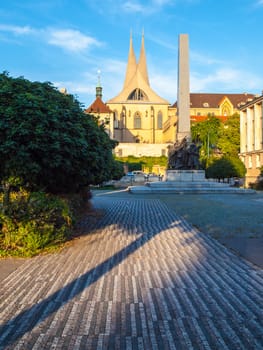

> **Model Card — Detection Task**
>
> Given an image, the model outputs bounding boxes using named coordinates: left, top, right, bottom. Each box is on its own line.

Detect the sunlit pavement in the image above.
left=0, top=193, right=262, bottom=349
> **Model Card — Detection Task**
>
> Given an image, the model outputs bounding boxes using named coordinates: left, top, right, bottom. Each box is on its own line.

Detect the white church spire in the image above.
left=123, top=30, right=137, bottom=89
left=137, top=29, right=149, bottom=86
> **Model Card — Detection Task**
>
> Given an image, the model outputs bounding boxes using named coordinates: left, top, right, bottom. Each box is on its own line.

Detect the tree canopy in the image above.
left=206, top=156, right=246, bottom=181
left=0, top=72, right=118, bottom=193
left=217, top=113, right=240, bottom=156
left=191, top=113, right=241, bottom=159
left=191, top=116, right=221, bottom=161
left=191, top=114, right=246, bottom=179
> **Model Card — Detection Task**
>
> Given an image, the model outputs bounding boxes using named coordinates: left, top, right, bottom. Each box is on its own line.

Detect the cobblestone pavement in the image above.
left=0, top=195, right=263, bottom=349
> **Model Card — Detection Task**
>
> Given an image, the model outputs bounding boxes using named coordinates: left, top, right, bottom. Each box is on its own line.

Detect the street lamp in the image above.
left=207, top=132, right=210, bottom=158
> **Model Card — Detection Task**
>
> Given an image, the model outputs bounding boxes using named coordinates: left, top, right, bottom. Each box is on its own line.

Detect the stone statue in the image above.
left=187, top=142, right=201, bottom=169
left=168, top=137, right=201, bottom=170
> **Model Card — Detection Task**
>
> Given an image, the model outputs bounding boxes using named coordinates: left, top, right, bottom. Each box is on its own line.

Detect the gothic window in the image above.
left=157, top=111, right=163, bottom=129
left=128, top=88, right=148, bottom=101
left=134, top=112, right=141, bottom=129
left=222, top=107, right=230, bottom=116
left=221, top=100, right=231, bottom=116
left=113, top=110, right=119, bottom=129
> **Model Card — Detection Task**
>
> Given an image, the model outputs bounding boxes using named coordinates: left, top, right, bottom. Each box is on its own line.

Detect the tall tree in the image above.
left=217, top=113, right=240, bottom=156
left=191, top=116, right=221, bottom=162
left=0, top=72, right=117, bottom=194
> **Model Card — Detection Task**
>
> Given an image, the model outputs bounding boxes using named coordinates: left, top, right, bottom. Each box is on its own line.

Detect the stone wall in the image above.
left=114, top=143, right=172, bottom=157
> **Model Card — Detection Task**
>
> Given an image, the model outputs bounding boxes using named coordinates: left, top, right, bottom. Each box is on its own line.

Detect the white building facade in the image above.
left=239, top=93, right=263, bottom=186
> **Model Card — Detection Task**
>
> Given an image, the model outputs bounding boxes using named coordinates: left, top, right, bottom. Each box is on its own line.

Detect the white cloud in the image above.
left=191, top=51, right=225, bottom=66
left=121, top=1, right=146, bottom=13
left=56, top=81, right=94, bottom=94
left=121, top=0, right=174, bottom=14
left=0, top=24, right=34, bottom=35
left=0, top=24, right=102, bottom=53
left=48, top=29, right=102, bottom=52
left=152, top=0, right=173, bottom=5
left=150, top=71, right=177, bottom=103
left=191, top=67, right=263, bottom=93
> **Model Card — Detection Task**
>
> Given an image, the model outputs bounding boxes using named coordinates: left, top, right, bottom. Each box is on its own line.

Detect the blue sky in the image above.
left=1, top=0, right=263, bottom=108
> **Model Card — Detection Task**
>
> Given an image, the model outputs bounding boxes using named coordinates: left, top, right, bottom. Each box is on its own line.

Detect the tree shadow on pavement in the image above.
left=0, top=193, right=262, bottom=349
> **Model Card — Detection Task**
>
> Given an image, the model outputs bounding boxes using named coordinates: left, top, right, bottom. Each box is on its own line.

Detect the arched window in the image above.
left=134, top=112, right=141, bottom=129
left=157, top=111, right=163, bottom=129
left=113, top=110, right=119, bottom=129
left=128, top=88, right=148, bottom=101
left=222, top=107, right=230, bottom=116
left=220, top=99, right=232, bottom=116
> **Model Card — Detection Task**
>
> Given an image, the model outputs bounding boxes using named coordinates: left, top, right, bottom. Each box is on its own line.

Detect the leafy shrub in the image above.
left=206, top=156, right=246, bottom=181
left=0, top=191, right=73, bottom=256
left=0, top=72, right=118, bottom=193
left=115, top=155, right=167, bottom=173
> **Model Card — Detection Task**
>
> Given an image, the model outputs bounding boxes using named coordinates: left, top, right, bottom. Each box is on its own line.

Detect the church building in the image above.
left=85, top=33, right=257, bottom=160
left=106, top=32, right=174, bottom=157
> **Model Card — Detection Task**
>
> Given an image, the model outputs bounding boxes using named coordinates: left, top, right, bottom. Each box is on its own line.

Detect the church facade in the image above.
left=106, top=33, right=174, bottom=157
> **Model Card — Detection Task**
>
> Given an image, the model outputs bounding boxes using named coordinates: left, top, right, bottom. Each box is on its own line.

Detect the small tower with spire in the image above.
left=85, top=70, right=114, bottom=138
left=96, top=69, right=103, bottom=99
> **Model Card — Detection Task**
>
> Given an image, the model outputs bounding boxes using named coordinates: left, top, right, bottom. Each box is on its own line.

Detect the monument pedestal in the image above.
left=128, top=169, right=255, bottom=194
left=165, top=170, right=205, bottom=182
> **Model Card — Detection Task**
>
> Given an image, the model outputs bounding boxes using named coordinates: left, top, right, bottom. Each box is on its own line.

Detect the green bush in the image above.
left=0, top=72, right=118, bottom=193
left=0, top=191, right=73, bottom=256
left=206, top=156, right=246, bottom=181
left=115, top=155, right=167, bottom=173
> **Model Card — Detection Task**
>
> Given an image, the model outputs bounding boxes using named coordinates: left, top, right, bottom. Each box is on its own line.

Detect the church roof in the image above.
left=122, top=32, right=137, bottom=90
left=107, top=33, right=169, bottom=105
left=172, top=93, right=256, bottom=109
left=137, top=32, right=149, bottom=86
left=85, top=97, right=112, bottom=114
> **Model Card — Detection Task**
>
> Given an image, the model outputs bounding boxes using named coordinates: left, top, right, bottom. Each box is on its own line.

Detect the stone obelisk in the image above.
left=177, top=34, right=191, bottom=143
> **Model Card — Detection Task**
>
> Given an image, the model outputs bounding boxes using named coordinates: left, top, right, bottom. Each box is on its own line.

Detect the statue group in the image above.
left=168, top=137, right=201, bottom=170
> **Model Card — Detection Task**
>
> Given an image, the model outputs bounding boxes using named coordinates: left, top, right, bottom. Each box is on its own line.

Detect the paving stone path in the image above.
left=0, top=195, right=262, bottom=349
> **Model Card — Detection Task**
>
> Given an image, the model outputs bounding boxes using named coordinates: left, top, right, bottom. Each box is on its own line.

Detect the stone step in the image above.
left=146, top=181, right=233, bottom=188
left=128, top=185, right=256, bottom=194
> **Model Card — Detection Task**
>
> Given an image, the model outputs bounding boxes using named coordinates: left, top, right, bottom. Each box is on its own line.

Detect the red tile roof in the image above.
left=172, top=93, right=256, bottom=108
left=191, top=115, right=229, bottom=123
left=85, top=97, right=112, bottom=114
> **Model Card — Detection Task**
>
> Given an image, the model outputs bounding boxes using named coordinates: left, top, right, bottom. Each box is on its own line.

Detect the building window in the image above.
left=114, top=111, right=119, bottom=129
left=222, top=106, right=230, bottom=116
left=134, top=112, right=141, bottom=129
left=128, top=88, right=148, bottom=101
left=157, top=111, right=163, bottom=129
left=256, top=154, right=260, bottom=168
left=248, top=155, right=252, bottom=168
